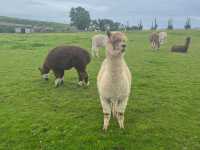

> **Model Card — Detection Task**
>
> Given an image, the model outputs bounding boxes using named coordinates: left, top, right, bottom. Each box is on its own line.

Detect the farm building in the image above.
left=15, top=27, right=34, bottom=33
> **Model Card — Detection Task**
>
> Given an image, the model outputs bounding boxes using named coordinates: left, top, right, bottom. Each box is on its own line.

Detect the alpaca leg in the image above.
left=154, top=42, right=156, bottom=49
left=112, top=102, right=117, bottom=118
left=91, top=47, right=95, bottom=58
left=83, top=71, right=89, bottom=86
left=54, top=78, right=62, bottom=87
left=76, top=69, right=89, bottom=86
left=96, top=48, right=100, bottom=57
left=60, top=70, right=65, bottom=85
left=151, top=42, right=154, bottom=49
left=157, top=42, right=160, bottom=50
left=53, top=70, right=64, bottom=87
left=117, top=112, right=125, bottom=129
left=77, top=70, right=84, bottom=86
left=100, top=97, right=111, bottom=131
left=116, top=98, right=128, bottom=129
left=152, top=42, right=155, bottom=49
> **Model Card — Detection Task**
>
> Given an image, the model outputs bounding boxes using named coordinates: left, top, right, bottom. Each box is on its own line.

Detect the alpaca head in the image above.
left=106, top=31, right=128, bottom=57
left=38, top=67, right=49, bottom=80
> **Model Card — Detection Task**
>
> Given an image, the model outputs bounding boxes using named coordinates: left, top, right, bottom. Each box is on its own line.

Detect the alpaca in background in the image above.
left=159, top=32, right=167, bottom=44
left=149, top=32, right=160, bottom=50
left=171, top=37, right=191, bottom=53
left=97, top=31, right=131, bottom=131
left=91, top=34, right=107, bottom=57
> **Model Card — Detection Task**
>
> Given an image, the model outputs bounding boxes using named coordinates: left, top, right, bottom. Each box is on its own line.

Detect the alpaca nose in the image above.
left=122, top=44, right=126, bottom=48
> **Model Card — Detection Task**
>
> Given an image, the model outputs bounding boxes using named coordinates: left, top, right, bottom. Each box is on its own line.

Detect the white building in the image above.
left=15, top=27, right=33, bottom=33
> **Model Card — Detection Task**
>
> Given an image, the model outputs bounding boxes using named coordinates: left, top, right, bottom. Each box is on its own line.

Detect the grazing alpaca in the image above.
left=149, top=32, right=160, bottom=50
left=97, top=31, right=132, bottom=130
left=171, top=37, right=191, bottom=53
left=39, top=46, right=91, bottom=87
left=159, top=32, right=167, bottom=44
left=91, top=34, right=107, bottom=57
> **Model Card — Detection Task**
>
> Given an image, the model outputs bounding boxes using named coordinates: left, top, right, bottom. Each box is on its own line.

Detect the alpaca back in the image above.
left=159, top=32, right=167, bottom=44
left=44, top=46, right=91, bottom=70
left=92, top=34, right=107, bottom=48
left=171, top=37, right=191, bottom=53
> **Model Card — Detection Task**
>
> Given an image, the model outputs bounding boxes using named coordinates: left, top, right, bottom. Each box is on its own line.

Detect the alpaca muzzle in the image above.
left=121, top=44, right=126, bottom=53
left=121, top=49, right=126, bottom=53
left=42, top=74, right=49, bottom=80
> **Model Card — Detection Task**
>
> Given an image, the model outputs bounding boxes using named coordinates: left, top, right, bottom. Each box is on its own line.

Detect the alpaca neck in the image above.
left=185, top=39, right=190, bottom=50
left=42, top=64, right=50, bottom=74
left=106, top=47, right=124, bottom=79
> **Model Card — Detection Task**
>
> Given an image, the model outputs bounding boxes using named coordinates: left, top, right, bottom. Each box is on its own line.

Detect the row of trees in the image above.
left=150, top=18, right=191, bottom=30
left=89, top=19, right=122, bottom=31
left=70, top=7, right=192, bottom=31
left=69, top=7, right=143, bottom=31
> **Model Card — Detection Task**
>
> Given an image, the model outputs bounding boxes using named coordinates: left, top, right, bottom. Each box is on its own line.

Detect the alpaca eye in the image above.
left=114, top=39, right=121, bottom=43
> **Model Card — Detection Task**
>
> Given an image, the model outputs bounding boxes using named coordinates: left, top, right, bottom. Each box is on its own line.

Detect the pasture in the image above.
left=0, top=30, right=200, bottom=150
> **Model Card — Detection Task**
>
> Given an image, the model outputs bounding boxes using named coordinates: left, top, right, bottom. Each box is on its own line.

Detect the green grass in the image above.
left=0, top=30, right=200, bottom=150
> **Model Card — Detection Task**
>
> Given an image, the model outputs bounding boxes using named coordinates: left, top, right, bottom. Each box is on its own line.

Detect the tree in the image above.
left=98, top=19, right=121, bottom=31
left=151, top=21, right=154, bottom=30
left=89, top=20, right=100, bottom=31
left=167, top=18, right=173, bottom=30
left=138, top=20, right=143, bottom=30
left=69, top=7, right=91, bottom=30
left=151, top=18, right=158, bottom=30
left=184, top=17, right=191, bottom=30
left=154, top=18, right=158, bottom=30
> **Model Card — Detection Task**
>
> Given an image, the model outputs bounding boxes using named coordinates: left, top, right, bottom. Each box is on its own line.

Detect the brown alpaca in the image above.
left=149, top=32, right=160, bottom=50
left=171, top=37, right=191, bottom=53
left=39, top=46, right=91, bottom=87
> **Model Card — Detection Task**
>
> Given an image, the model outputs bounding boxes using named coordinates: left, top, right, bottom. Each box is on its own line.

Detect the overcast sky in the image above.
left=0, top=0, right=200, bottom=28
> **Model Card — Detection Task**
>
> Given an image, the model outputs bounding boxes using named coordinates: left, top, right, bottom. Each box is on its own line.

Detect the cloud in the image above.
left=0, top=0, right=199, bottom=28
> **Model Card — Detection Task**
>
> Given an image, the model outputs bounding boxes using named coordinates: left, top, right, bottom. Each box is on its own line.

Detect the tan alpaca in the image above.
left=91, top=34, right=107, bottom=57
left=97, top=31, right=132, bottom=131
left=149, top=32, right=160, bottom=50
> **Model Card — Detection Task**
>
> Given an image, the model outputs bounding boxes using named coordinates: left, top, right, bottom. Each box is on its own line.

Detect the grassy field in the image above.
left=0, top=30, right=200, bottom=150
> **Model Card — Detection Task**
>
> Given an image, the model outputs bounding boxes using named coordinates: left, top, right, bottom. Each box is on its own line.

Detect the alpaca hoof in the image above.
left=55, top=79, right=62, bottom=87
left=78, top=81, right=84, bottom=86
left=60, top=80, right=64, bottom=85
left=119, top=122, right=124, bottom=129
left=120, top=125, right=125, bottom=129
left=86, top=81, right=90, bottom=86
left=55, top=83, right=60, bottom=88
left=103, top=126, right=108, bottom=131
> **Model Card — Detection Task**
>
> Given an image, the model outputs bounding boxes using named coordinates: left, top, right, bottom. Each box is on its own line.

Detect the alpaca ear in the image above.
left=107, top=31, right=111, bottom=39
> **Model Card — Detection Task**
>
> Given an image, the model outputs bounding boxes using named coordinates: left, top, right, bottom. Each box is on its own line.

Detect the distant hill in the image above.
left=0, top=16, right=77, bottom=33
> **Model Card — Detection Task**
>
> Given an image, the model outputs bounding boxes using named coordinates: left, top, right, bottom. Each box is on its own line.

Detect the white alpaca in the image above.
left=91, top=34, right=107, bottom=57
left=159, top=32, right=167, bottom=44
left=97, top=31, right=132, bottom=130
